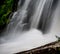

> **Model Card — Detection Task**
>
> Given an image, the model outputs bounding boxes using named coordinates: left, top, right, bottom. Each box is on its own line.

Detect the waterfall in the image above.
left=5, top=0, right=53, bottom=33
left=30, top=0, right=47, bottom=28
left=6, top=0, right=31, bottom=33
left=0, top=0, right=60, bottom=45
left=0, top=0, right=60, bottom=54
left=2, top=0, right=57, bottom=34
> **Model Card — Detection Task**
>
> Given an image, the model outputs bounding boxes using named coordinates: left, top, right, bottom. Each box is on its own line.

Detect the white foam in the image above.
left=0, top=29, right=57, bottom=54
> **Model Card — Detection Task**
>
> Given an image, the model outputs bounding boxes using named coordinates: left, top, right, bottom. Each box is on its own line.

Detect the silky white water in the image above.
left=0, top=0, right=60, bottom=54
left=0, top=29, right=57, bottom=54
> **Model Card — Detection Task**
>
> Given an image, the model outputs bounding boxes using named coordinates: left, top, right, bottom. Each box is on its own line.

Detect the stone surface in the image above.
left=16, top=41, right=60, bottom=54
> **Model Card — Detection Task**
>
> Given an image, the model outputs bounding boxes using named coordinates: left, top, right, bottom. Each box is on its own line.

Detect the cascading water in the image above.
left=0, top=0, right=60, bottom=54
left=6, top=0, right=31, bottom=33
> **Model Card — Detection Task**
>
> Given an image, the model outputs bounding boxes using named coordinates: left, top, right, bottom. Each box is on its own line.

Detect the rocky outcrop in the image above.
left=16, top=41, right=60, bottom=54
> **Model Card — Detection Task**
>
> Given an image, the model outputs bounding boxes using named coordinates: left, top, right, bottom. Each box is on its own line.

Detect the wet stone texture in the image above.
left=16, top=41, right=60, bottom=54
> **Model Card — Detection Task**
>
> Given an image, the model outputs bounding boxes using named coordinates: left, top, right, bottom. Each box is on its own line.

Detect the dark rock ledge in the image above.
left=16, top=41, right=60, bottom=54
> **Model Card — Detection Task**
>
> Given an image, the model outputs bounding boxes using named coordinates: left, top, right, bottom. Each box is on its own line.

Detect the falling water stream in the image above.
left=0, top=0, right=60, bottom=54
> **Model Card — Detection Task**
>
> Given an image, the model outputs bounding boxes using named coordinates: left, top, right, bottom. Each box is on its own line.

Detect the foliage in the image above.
left=0, top=0, right=14, bottom=28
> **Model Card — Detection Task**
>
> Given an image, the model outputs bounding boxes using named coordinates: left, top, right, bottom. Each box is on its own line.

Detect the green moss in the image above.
left=0, top=0, right=14, bottom=27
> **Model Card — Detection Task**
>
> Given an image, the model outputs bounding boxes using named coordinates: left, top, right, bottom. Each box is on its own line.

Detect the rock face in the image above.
left=12, top=0, right=19, bottom=12
left=16, top=41, right=60, bottom=54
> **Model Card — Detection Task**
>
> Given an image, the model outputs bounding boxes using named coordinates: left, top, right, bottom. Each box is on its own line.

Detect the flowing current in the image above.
left=0, top=0, right=60, bottom=54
